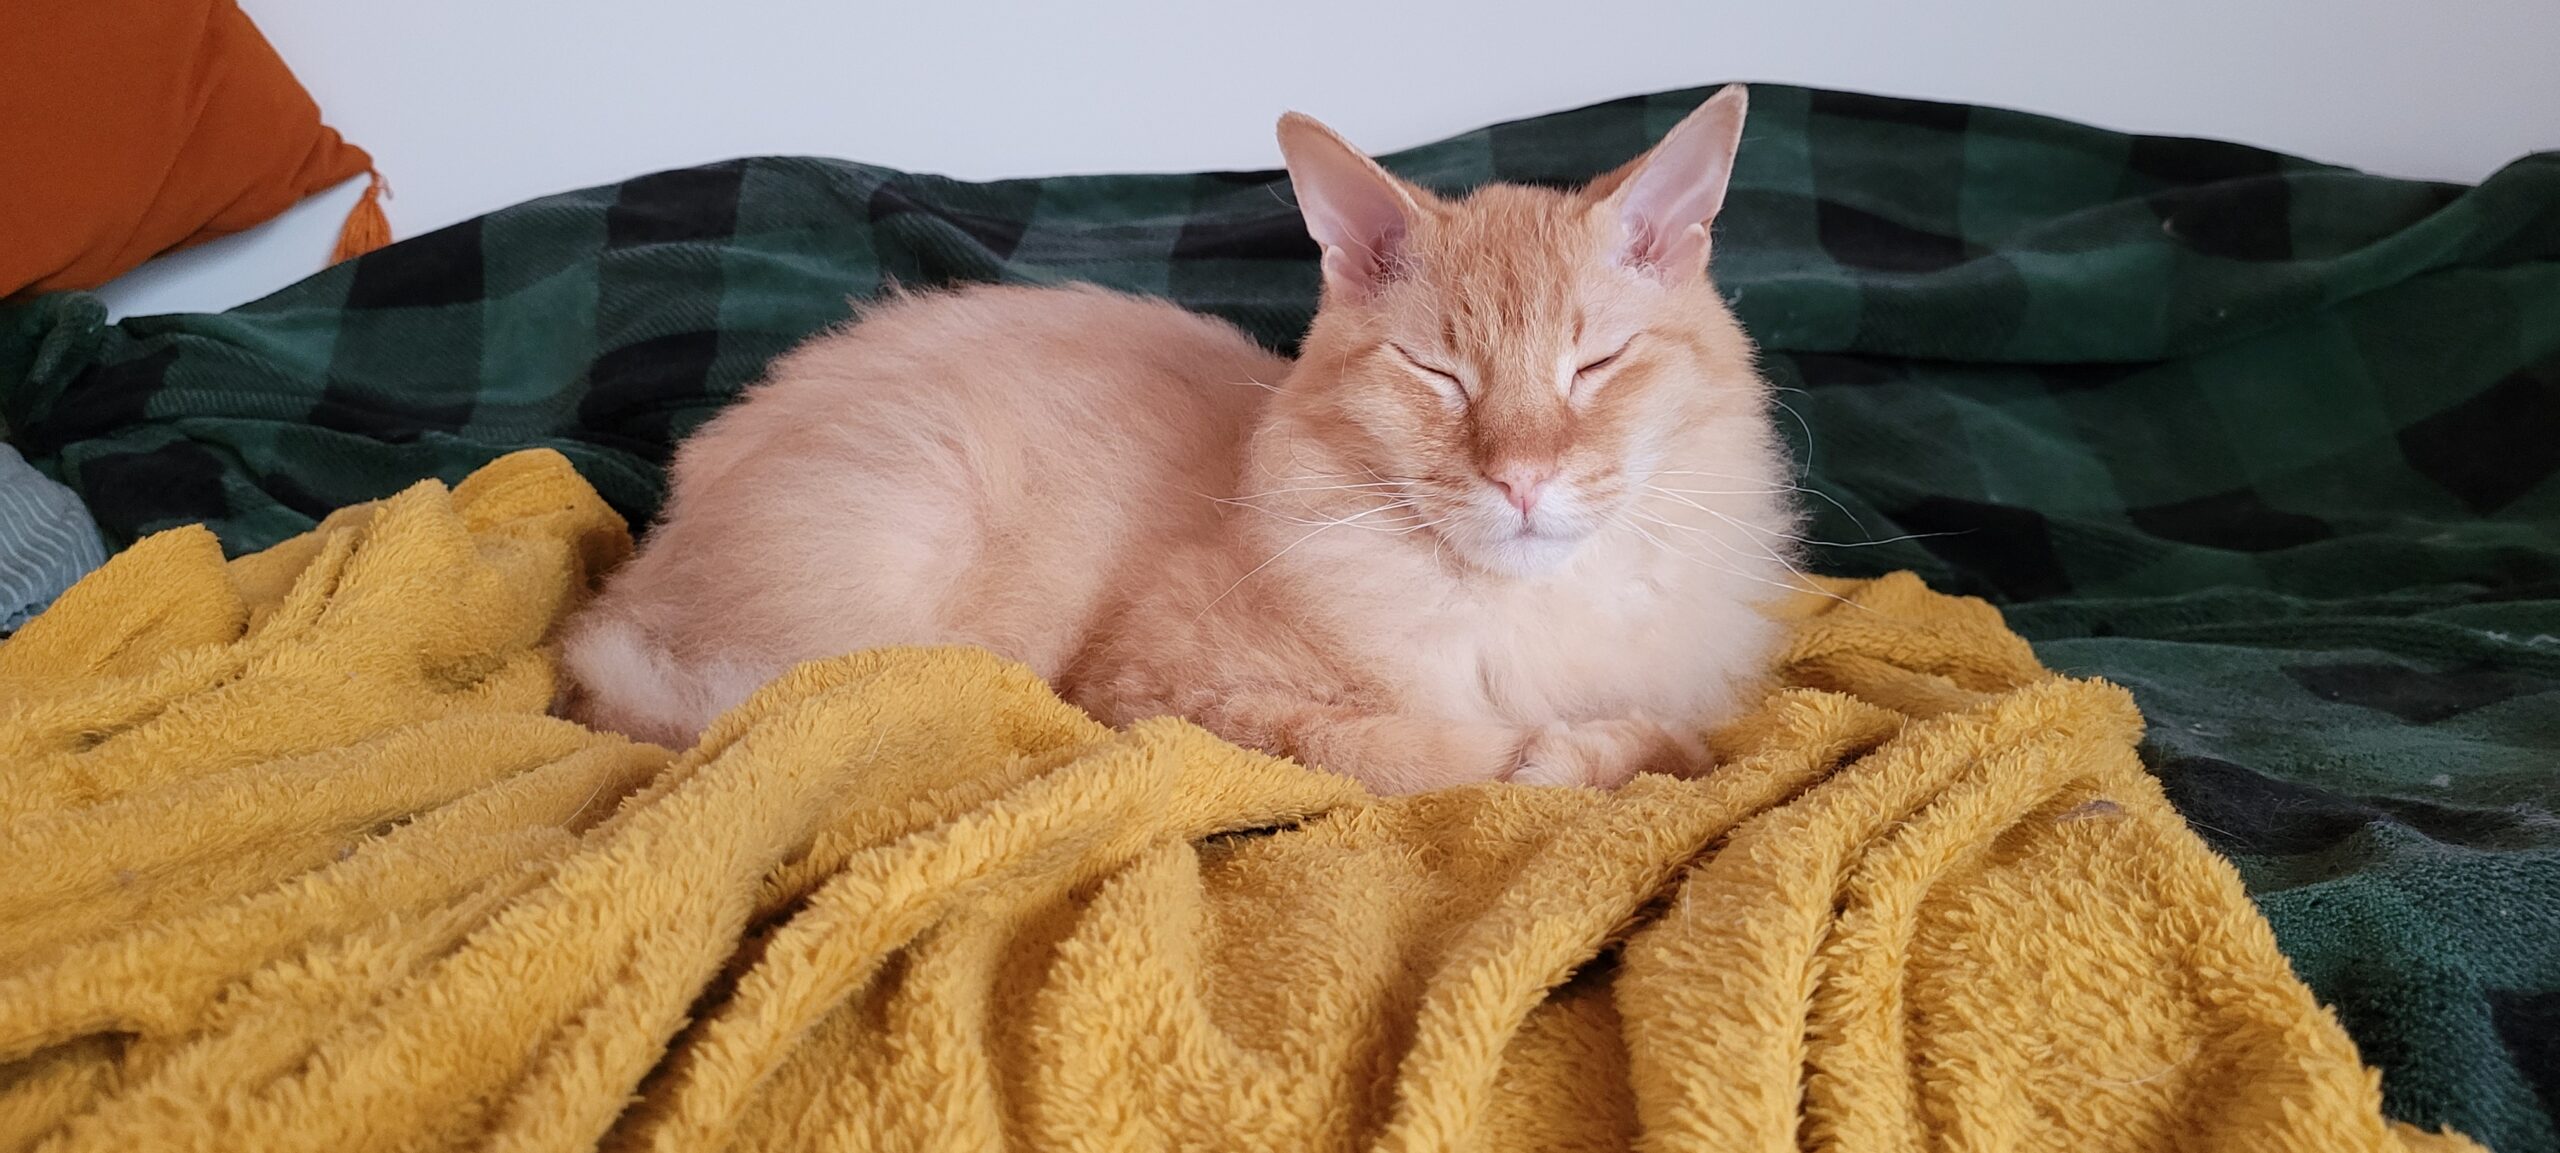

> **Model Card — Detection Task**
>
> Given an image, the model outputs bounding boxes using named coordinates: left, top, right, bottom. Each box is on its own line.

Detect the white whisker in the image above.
left=1768, top=394, right=1816, bottom=480
left=1199, top=501, right=1413, bottom=616
left=1693, top=511, right=1869, bottom=609
left=1630, top=508, right=1707, bottom=536
left=1223, top=480, right=1407, bottom=501
left=1646, top=470, right=1870, bottom=536
left=1703, top=509, right=1958, bottom=549
left=1200, top=487, right=1439, bottom=536
left=1608, top=509, right=1866, bottom=611
left=1641, top=487, right=1747, bottom=519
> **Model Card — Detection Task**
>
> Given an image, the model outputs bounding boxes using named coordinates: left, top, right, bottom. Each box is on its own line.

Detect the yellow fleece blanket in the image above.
left=0, top=449, right=2480, bottom=1153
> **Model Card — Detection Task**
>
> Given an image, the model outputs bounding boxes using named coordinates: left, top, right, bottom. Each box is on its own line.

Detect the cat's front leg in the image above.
left=1508, top=717, right=1705, bottom=789
left=1183, top=691, right=1691, bottom=794
left=1183, top=691, right=1531, bottom=795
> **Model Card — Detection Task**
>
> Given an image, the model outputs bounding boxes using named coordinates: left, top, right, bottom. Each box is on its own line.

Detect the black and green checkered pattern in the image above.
left=3, top=84, right=2556, bottom=1150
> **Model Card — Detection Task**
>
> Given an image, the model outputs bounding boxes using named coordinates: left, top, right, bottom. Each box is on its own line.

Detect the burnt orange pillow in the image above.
left=0, top=0, right=386, bottom=298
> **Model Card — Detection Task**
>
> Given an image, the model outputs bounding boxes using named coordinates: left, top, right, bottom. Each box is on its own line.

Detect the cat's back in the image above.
left=570, top=283, right=1286, bottom=740
left=674, top=283, right=1286, bottom=494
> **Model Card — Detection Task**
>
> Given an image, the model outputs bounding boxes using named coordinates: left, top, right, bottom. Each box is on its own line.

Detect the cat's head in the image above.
left=1271, top=86, right=1767, bottom=578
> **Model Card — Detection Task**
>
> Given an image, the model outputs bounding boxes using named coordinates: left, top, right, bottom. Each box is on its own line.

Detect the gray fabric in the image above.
left=0, top=442, right=106, bottom=631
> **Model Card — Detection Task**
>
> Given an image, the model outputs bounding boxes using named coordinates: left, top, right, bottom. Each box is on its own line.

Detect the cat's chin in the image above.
left=1449, top=529, right=1586, bottom=580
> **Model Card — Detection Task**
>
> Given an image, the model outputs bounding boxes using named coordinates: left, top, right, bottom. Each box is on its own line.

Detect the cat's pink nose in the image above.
left=1486, top=463, right=1556, bottom=516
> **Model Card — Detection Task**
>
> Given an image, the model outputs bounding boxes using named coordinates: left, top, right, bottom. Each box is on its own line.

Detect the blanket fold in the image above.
left=0, top=450, right=2483, bottom=1152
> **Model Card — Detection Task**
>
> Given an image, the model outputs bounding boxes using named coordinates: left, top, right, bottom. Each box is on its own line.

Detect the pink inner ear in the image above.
left=1278, top=114, right=1418, bottom=294
left=1634, top=222, right=1709, bottom=276
left=1322, top=244, right=1386, bottom=289
left=1303, top=170, right=1408, bottom=288
left=1614, top=87, right=1747, bottom=275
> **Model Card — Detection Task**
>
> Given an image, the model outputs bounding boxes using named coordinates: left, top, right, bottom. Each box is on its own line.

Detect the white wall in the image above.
left=97, top=0, right=2560, bottom=319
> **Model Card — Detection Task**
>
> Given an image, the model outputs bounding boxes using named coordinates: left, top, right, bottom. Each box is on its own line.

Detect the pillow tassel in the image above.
left=329, top=170, right=393, bottom=264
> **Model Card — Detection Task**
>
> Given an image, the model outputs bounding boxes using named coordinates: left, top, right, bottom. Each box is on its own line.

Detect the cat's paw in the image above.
left=1508, top=718, right=1702, bottom=789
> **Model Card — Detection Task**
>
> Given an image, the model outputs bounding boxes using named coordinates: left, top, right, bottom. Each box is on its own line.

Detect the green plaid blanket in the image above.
left=4, top=84, right=2556, bottom=1150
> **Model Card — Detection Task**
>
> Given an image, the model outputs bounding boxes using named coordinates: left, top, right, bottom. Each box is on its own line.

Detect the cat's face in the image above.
left=1292, top=191, right=1730, bottom=576
left=1275, top=88, right=1759, bottom=578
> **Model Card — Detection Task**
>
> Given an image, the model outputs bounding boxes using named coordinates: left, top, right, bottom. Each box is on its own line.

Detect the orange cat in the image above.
left=562, top=86, right=1798, bottom=793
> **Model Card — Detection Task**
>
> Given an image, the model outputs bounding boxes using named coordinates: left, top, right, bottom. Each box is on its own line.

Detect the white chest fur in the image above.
left=1375, top=530, right=1780, bottom=728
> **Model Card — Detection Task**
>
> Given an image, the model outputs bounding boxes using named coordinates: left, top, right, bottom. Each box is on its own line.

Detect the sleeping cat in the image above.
left=561, top=85, right=1799, bottom=793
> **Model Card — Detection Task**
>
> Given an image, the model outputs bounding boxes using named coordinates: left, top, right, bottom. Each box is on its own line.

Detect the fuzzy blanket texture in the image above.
left=0, top=83, right=2554, bottom=1148
left=0, top=448, right=2489, bottom=1152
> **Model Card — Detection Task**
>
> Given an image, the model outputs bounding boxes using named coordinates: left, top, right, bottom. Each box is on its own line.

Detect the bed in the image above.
left=3, top=84, right=2554, bottom=1150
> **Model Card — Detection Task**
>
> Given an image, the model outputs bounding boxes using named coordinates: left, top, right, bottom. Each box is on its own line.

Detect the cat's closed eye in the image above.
left=1572, top=339, right=1635, bottom=393
left=1389, top=343, right=1467, bottom=398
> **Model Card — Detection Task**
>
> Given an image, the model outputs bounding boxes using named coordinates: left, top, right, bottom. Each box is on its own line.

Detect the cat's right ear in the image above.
left=1277, top=113, right=1425, bottom=301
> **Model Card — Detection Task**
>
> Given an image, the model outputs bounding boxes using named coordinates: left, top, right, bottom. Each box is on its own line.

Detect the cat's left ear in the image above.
left=1595, top=84, right=1748, bottom=281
